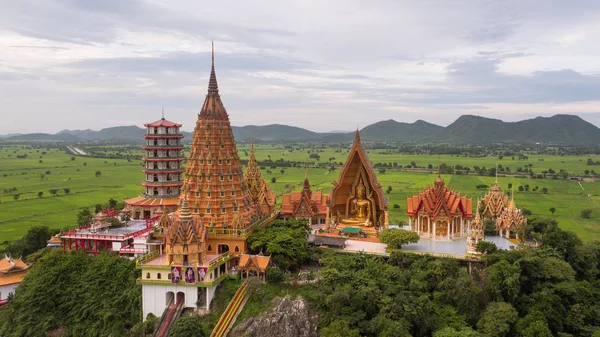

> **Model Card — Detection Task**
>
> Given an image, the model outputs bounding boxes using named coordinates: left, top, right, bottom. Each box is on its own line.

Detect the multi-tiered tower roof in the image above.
left=123, top=113, right=184, bottom=219
left=243, top=137, right=276, bottom=214
left=180, top=44, right=255, bottom=230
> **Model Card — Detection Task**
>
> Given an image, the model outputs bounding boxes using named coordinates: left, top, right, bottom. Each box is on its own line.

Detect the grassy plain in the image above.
left=1, top=144, right=600, bottom=243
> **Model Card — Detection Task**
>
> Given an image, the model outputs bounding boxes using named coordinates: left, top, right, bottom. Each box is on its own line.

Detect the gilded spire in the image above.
left=354, top=128, right=360, bottom=143
left=179, top=198, right=192, bottom=220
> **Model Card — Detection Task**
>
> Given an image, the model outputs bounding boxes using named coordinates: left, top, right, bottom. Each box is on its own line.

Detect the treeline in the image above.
left=309, top=220, right=600, bottom=337
left=0, top=250, right=142, bottom=337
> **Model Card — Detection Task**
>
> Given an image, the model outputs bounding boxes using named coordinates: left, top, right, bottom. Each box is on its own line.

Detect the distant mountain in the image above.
left=231, top=124, right=321, bottom=141
left=435, top=114, right=600, bottom=144
left=3, top=114, right=600, bottom=145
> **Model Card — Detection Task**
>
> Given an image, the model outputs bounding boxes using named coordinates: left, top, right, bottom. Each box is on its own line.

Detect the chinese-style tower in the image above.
left=180, top=43, right=257, bottom=254
left=243, top=136, right=276, bottom=214
left=123, top=113, right=184, bottom=219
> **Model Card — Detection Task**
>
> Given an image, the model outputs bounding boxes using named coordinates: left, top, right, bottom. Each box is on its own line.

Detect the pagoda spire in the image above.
left=495, top=163, right=498, bottom=184
left=354, top=128, right=360, bottom=142
left=208, top=40, right=219, bottom=93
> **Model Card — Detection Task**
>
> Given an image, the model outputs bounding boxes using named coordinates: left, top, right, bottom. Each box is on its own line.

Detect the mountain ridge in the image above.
left=2, top=114, right=599, bottom=145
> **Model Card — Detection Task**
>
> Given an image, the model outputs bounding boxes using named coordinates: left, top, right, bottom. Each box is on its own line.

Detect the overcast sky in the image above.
left=2, top=0, right=600, bottom=133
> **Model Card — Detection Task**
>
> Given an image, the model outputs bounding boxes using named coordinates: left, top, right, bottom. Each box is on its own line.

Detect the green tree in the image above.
left=271, top=177, right=276, bottom=183
left=63, top=188, right=70, bottom=195
left=247, top=220, right=311, bottom=270
left=476, top=240, right=498, bottom=255
left=169, top=315, right=207, bottom=337
left=477, top=302, right=518, bottom=337
left=386, top=186, right=392, bottom=194
left=13, top=194, right=20, bottom=201
left=77, top=207, right=93, bottom=226
left=521, top=320, right=553, bottom=337
left=49, top=189, right=58, bottom=196
left=541, top=187, right=548, bottom=194
left=108, top=198, right=117, bottom=209
left=265, top=267, right=284, bottom=283
left=37, top=191, right=43, bottom=198
left=434, top=327, right=479, bottom=337
left=549, top=207, right=556, bottom=214
left=321, top=320, right=361, bottom=337
left=95, top=170, right=101, bottom=177
left=379, top=229, right=420, bottom=249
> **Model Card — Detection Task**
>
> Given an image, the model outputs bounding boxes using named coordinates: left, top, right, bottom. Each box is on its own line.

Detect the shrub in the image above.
left=265, top=267, right=285, bottom=283
left=581, top=209, right=592, bottom=219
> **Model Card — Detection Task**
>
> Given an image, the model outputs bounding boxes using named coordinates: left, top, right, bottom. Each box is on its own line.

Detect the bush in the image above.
left=476, top=240, right=498, bottom=254
left=379, top=229, right=420, bottom=249
left=265, top=267, right=285, bottom=283
left=581, top=209, right=592, bottom=219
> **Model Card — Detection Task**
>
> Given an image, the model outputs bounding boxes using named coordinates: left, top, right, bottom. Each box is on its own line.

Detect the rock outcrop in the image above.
left=229, top=296, right=318, bottom=337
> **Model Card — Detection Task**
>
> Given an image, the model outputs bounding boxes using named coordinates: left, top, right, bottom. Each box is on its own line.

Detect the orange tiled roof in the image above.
left=124, top=196, right=180, bottom=207
left=0, top=257, right=29, bottom=286
left=280, top=180, right=328, bottom=216
left=406, top=175, right=473, bottom=220
left=0, top=272, right=27, bottom=286
left=237, top=254, right=271, bottom=271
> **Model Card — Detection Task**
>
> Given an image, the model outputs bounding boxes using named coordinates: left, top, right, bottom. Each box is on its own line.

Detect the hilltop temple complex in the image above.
left=406, top=174, right=473, bottom=240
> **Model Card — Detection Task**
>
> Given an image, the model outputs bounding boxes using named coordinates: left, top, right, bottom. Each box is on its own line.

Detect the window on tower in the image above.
left=218, top=160, right=222, bottom=165
left=220, top=191, right=225, bottom=197
left=221, top=207, right=226, bottom=213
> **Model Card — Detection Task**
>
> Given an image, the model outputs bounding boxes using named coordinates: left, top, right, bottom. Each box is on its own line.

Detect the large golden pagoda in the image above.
left=243, top=136, right=276, bottom=215
left=179, top=44, right=258, bottom=254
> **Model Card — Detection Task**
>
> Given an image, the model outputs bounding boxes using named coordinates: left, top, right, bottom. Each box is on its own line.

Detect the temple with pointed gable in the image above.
left=480, top=177, right=509, bottom=220
left=327, top=130, right=388, bottom=234
left=243, top=137, right=276, bottom=215
left=496, top=190, right=527, bottom=239
left=137, top=44, right=269, bottom=319
left=280, top=167, right=329, bottom=225
left=406, top=174, right=473, bottom=240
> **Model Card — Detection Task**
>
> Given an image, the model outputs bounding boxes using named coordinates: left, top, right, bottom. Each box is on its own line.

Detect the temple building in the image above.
left=243, top=137, right=276, bottom=215
left=480, top=177, right=509, bottom=220
left=138, top=44, right=267, bottom=319
left=0, top=256, right=29, bottom=306
left=280, top=167, right=329, bottom=225
left=123, top=114, right=185, bottom=219
left=327, top=131, right=388, bottom=235
left=496, top=191, right=527, bottom=239
left=406, top=174, right=473, bottom=240
left=466, top=202, right=485, bottom=254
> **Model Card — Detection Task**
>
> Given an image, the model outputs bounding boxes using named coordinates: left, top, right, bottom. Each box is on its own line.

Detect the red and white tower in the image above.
left=124, top=114, right=185, bottom=219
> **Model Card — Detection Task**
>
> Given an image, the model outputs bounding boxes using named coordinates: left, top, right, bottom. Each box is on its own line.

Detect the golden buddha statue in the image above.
left=342, top=184, right=373, bottom=227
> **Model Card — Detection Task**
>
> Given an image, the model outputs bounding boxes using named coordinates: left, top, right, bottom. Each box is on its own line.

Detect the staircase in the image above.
left=210, top=280, right=249, bottom=337
left=153, top=293, right=185, bottom=337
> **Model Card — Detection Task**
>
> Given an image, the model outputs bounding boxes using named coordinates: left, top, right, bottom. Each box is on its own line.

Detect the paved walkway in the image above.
left=344, top=240, right=387, bottom=254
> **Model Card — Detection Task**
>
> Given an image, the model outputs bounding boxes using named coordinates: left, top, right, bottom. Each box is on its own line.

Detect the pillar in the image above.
left=432, top=221, right=436, bottom=240
left=460, top=218, right=464, bottom=237
left=447, top=223, right=450, bottom=240
left=408, top=217, right=412, bottom=231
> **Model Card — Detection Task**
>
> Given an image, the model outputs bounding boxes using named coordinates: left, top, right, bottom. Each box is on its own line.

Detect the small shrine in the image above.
left=466, top=202, right=486, bottom=254
left=237, top=254, right=273, bottom=280
left=327, top=130, right=388, bottom=235
left=164, top=199, right=206, bottom=265
left=243, top=136, right=276, bottom=215
left=406, top=174, right=473, bottom=240
left=280, top=167, right=329, bottom=225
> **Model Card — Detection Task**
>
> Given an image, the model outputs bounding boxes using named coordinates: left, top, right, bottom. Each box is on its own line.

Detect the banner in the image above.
left=171, top=266, right=181, bottom=284
left=197, top=267, right=207, bottom=282
left=184, top=267, right=195, bottom=284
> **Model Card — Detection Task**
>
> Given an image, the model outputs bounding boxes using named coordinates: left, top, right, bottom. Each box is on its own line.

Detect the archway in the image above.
left=176, top=291, right=185, bottom=305
left=166, top=291, right=174, bottom=306
left=217, top=244, right=229, bottom=254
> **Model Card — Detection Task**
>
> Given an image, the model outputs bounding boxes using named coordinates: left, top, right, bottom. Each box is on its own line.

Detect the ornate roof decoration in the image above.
left=243, top=134, right=276, bottom=214
left=281, top=166, right=328, bottom=218
left=481, top=175, right=509, bottom=219
left=469, top=201, right=486, bottom=241
left=406, top=174, right=473, bottom=220
left=496, top=189, right=527, bottom=234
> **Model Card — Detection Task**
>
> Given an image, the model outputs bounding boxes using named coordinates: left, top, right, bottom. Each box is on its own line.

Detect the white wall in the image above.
left=0, top=284, right=18, bottom=301
left=142, top=284, right=198, bottom=320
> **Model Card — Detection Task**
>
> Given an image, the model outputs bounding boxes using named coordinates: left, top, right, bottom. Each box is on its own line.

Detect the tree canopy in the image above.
left=247, top=219, right=311, bottom=270
left=378, top=228, right=420, bottom=249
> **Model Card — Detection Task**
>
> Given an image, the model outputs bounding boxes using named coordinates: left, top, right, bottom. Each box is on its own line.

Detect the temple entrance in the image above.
left=176, top=291, right=185, bottom=305
left=143, top=210, right=151, bottom=219
left=217, top=244, right=229, bottom=254
left=166, top=291, right=174, bottom=306
left=135, top=212, right=141, bottom=220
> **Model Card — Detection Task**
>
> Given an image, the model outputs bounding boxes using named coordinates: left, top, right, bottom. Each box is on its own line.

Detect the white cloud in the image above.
left=1, top=0, right=600, bottom=133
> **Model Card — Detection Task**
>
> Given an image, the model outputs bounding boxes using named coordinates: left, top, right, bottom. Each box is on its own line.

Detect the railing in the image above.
left=206, top=214, right=275, bottom=239
left=119, top=245, right=147, bottom=254
left=210, top=280, right=248, bottom=337
left=136, top=272, right=229, bottom=287
left=209, top=252, right=232, bottom=269
left=137, top=250, right=160, bottom=266
left=154, top=293, right=185, bottom=337
left=389, top=249, right=482, bottom=261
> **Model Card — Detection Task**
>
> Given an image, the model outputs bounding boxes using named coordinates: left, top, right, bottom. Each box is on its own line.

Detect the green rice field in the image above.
left=1, top=144, right=600, bottom=243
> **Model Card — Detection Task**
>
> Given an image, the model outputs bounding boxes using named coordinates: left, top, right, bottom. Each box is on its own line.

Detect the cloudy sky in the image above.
left=2, top=0, right=600, bottom=133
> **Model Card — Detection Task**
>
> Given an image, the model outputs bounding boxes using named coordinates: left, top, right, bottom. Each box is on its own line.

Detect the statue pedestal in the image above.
left=337, top=221, right=378, bottom=236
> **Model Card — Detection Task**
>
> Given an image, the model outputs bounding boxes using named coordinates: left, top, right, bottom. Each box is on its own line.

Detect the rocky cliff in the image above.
left=229, top=296, right=319, bottom=337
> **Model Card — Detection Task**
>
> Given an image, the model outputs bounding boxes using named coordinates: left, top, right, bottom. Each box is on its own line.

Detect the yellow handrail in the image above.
left=210, top=280, right=248, bottom=337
